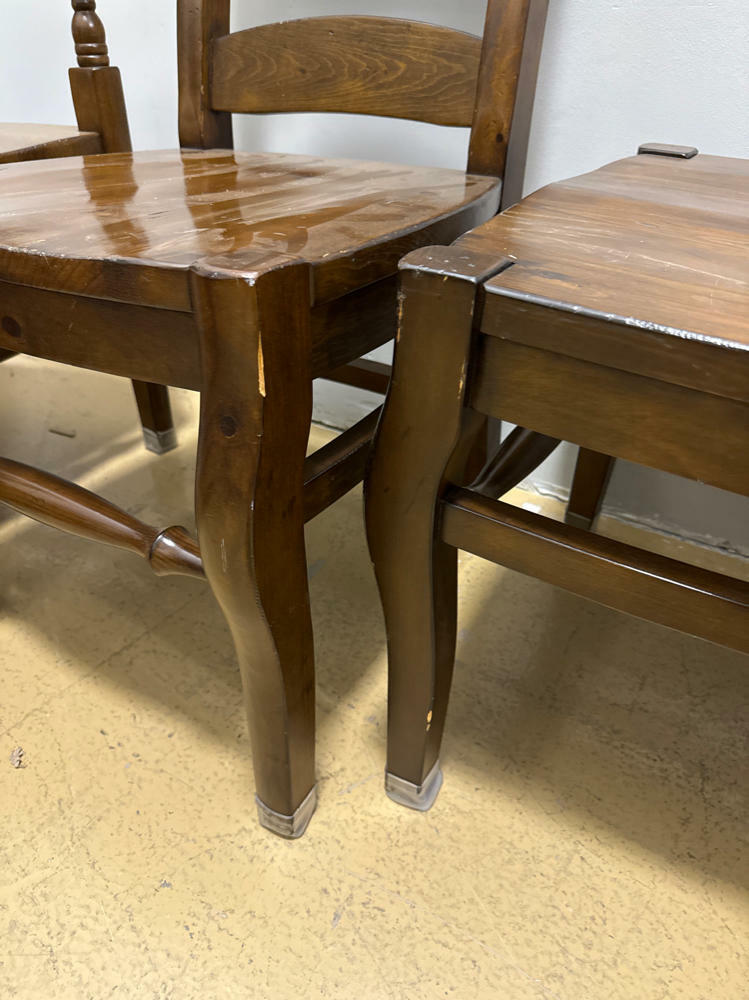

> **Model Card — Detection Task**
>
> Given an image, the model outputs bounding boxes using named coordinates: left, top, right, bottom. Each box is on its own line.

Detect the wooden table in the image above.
left=366, top=145, right=749, bottom=810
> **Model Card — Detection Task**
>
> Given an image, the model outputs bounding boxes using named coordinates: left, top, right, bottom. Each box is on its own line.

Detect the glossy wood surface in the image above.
left=0, top=457, right=203, bottom=579
left=0, top=151, right=499, bottom=307
left=2, top=0, right=549, bottom=835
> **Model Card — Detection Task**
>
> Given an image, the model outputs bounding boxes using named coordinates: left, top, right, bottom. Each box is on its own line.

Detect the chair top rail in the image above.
left=211, top=16, right=483, bottom=127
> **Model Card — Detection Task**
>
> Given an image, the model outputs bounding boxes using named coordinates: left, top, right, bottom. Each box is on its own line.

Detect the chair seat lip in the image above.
left=0, top=148, right=500, bottom=309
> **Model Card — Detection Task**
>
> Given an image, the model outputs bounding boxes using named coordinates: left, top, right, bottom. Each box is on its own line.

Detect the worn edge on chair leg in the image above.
left=385, top=759, right=443, bottom=812
left=256, top=785, right=318, bottom=839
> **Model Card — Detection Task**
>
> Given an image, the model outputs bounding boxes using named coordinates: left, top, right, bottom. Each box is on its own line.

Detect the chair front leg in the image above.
left=191, top=256, right=316, bottom=838
left=365, top=246, right=511, bottom=810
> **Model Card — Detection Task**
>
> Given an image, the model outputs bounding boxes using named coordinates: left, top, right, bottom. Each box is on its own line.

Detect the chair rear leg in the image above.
left=131, top=381, right=177, bottom=454
left=566, top=448, right=614, bottom=530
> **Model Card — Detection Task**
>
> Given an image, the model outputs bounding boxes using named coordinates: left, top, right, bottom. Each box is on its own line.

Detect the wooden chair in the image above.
left=0, top=0, right=175, bottom=453
left=365, top=146, right=749, bottom=811
left=0, top=0, right=548, bottom=837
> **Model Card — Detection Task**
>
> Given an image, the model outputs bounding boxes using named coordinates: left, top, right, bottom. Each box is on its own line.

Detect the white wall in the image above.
left=2, top=1, right=748, bottom=552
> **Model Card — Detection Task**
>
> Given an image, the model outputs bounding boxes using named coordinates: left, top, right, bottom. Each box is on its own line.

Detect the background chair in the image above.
left=0, top=0, right=548, bottom=836
left=0, top=0, right=175, bottom=453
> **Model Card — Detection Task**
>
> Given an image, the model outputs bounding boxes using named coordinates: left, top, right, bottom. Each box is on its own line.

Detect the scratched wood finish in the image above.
left=1, top=0, right=550, bottom=834
left=464, top=153, right=749, bottom=354
left=365, top=153, right=749, bottom=807
left=0, top=150, right=499, bottom=307
left=212, top=17, right=482, bottom=126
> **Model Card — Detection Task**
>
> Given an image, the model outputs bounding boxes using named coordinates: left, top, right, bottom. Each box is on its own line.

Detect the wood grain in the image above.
left=0, top=457, right=203, bottom=579
left=177, top=0, right=233, bottom=148
left=0, top=150, right=498, bottom=307
left=212, top=16, right=482, bottom=126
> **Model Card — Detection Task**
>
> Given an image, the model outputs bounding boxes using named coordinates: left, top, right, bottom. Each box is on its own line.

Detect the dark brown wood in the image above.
left=468, top=0, right=548, bottom=204
left=324, top=359, right=391, bottom=396
left=467, top=154, right=749, bottom=355
left=470, top=425, right=560, bottom=498
left=303, top=408, right=381, bottom=523
left=0, top=0, right=550, bottom=834
left=566, top=449, right=615, bottom=530
left=441, top=488, right=749, bottom=653
left=0, top=457, right=203, bottom=579
left=131, top=381, right=178, bottom=454
left=366, top=152, right=749, bottom=809
left=71, top=0, right=110, bottom=66
left=469, top=337, right=749, bottom=495
left=192, top=255, right=316, bottom=832
left=0, top=124, right=101, bottom=164
left=177, top=0, right=233, bottom=149
left=212, top=17, right=483, bottom=126
left=0, top=279, right=200, bottom=389
left=0, top=151, right=499, bottom=309
left=365, top=246, right=511, bottom=789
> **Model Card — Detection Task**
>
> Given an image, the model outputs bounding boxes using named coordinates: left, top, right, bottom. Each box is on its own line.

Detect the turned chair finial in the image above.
left=71, top=0, right=109, bottom=68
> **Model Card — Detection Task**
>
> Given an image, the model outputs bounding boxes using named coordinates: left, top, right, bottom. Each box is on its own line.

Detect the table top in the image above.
left=459, top=152, right=749, bottom=353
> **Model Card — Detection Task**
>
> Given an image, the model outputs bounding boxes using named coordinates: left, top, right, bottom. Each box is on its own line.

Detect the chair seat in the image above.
left=0, top=149, right=499, bottom=308
left=458, top=153, right=749, bottom=353
left=0, top=123, right=102, bottom=164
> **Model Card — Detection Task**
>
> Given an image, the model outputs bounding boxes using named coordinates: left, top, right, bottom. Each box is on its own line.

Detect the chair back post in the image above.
left=68, top=0, right=132, bottom=153
left=468, top=0, right=548, bottom=209
left=177, top=0, right=233, bottom=149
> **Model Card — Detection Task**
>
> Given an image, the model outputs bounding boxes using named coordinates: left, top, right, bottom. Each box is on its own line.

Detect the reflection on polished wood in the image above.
left=1, top=0, right=550, bottom=837
left=0, top=150, right=499, bottom=307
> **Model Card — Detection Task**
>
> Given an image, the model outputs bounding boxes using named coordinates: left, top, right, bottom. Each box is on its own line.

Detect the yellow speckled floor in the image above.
left=1, top=358, right=748, bottom=999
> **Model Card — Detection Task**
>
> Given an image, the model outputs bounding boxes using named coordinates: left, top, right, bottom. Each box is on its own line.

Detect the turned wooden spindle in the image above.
left=0, top=458, right=204, bottom=580
left=71, top=0, right=110, bottom=68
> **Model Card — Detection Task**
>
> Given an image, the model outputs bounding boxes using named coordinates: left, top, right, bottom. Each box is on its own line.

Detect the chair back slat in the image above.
left=178, top=0, right=548, bottom=200
left=211, top=17, right=482, bottom=128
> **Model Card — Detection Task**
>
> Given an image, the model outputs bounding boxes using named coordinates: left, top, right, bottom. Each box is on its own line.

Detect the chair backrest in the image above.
left=177, top=1, right=548, bottom=209
left=69, top=0, right=132, bottom=153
